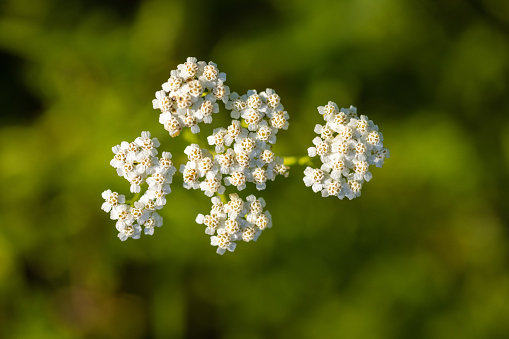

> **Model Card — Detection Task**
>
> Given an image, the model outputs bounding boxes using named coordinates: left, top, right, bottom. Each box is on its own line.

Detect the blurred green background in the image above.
left=1, top=0, right=509, bottom=338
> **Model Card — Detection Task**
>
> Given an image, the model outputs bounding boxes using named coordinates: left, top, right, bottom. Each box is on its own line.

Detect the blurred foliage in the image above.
left=1, top=0, right=509, bottom=338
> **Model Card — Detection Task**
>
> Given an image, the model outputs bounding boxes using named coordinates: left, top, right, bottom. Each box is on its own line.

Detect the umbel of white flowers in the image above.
left=103, top=131, right=176, bottom=241
left=196, top=194, right=272, bottom=255
left=101, top=58, right=389, bottom=254
left=303, top=102, right=389, bottom=200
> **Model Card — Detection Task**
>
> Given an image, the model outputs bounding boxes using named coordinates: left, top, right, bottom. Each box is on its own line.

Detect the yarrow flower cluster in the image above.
left=179, top=88, right=290, bottom=197
left=153, top=57, right=229, bottom=137
left=196, top=194, right=272, bottom=254
left=303, top=102, right=389, bottom=199
left=102, top=58, right=389, bottom=255
left=102, top=58, right=293, bottom=254
left=102, top=131, right=176, bottom=241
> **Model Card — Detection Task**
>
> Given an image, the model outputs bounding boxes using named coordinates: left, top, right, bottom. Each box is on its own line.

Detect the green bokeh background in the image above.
left=1, top=0, right=509, bottom=338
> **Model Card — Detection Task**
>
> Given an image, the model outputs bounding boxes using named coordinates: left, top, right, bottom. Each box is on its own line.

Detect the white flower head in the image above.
left=246, top=90, right=263, bottom=110
left=196, top=213, right=224, bottom=235
left=254, top=120, right=277, bottom=145
left=178, top=57, right=199, bottom=79
left=224, top=169, right=249, bottom=191
left=143, top=212, right=163, bottom=235
left=242, top=108, right=264, bottom=131
left=260, top=88, right=282, bottom=111
left=303, top=166, right=327, bottom=193
left=118, top=224, right=142, bottom=241
left=154, top=57, right=230, bottom=134
left=246, top=195, right=266, bottom=222
left=146, top=184, right=172, bottom=208
left=225, top=120, right=242, bottom=145
left=101, top=190, right=125, bottom=213
left=110, top=142, right=129, bottom=169
left=194, top=100, right=219, bottom=124
left=269, top=110, right=289, bottom=130
left=215, top=148, right=236, bottom=174
left=224, top=193, right=246, bottom=218
left=251, top=167, right=268, bottom=191
left=152, top=90, right=172, bottom=112
left=111, top=204, right=134, bottom=231
left=207, top=128, right=227, bottom=154
left=126, top=171, right=145, bottom=193
left=210, top=231, right=236, bottom=255
left=197, top=194, right=273, bottom=254
left=197, top=154, right=215, bottom=177
left=135, top=131, right=160, bottom=157
left=158, top=151, right=176, bottom=175
left=321, top=178, right=346, bottom=199
left=184, top=144, right=204, bottom=162
left=199, top=61, right=226, bottom=87
left=130, top=201, right=150, bottom=225
left=212, top=81, right=230, bottom=104
left=180, top=161, right=200, bottom=190
left=199, top=171, right=225, bottom=197
left=304, top=102, right=388, bottom=199
left=162, top=70, right=183, bottom=93
left=226, top=92, right=247, bottom=119
left=159, top=113, right=182, bottom=138
left=318, top=101, right=338, bottom=116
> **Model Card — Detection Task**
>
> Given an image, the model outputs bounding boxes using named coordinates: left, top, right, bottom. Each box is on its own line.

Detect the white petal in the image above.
left=364, top=171, right=373, bottom=182
left=101, top=202, right=111, bottom=212
left=303, top=177, right=313, bottom=187
left=308, top=147, right=317, bottom=157
left=312, top=183, right=323, bottom=193
left=102, top=189, right=111, bottom=199
left=196, top=214, right=205, bottom=224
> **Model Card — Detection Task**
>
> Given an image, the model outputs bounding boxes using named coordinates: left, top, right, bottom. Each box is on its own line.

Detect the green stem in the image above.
left=283, top=156, right=313, bottom=167
left=217, top=192, right=228, bottom=204
left=126, top=192, right=141, bottom=207
left=125, top=183, right=147, bottom=207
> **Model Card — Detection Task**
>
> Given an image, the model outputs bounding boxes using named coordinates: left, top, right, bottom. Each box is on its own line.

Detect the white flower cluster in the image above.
left=103, top=58, right=392, bottom=253
left=196, top=194, right=272, bottom=255
left=153, top=57, right=229, bottom=137
left=103, top=58, right=290, bottom=253
left=303, top=102, right=389, bottom=200
left=179, top=88, right=289, bottom=196
left=102, top=131, right=176, bottom=241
